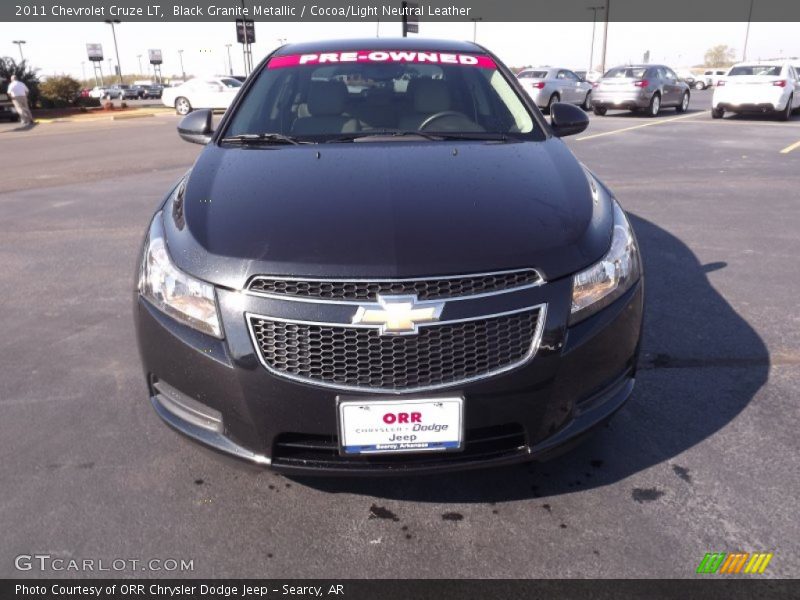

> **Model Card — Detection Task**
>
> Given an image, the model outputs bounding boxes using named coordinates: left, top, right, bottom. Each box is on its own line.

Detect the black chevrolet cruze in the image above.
left=134, top=39, right=643, bottom=475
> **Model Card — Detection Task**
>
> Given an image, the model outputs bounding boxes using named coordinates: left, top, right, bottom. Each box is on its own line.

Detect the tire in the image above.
left=175, top=97, right=192, bottom=116
left=581, top=91, right=592, bottom=111
left=646, top=93, right=661, bottom=117
left=778, top=95, right=793, bottom=121
left=694, top=81, right=706, bottom=90
left=593, top=105, right=607, bottom=116
left=676, top=92, right=690, bottom=113
left=545, top=93, right=559, bottom=114
left=711, top=107, right=724, bottom=119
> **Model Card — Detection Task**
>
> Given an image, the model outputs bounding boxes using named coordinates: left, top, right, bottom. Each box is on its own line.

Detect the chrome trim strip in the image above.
left=244, top=268, right=545, bottom=305
left=151, top=395, right=271, bottom=465
left=245, top=303, right=547, bottom=395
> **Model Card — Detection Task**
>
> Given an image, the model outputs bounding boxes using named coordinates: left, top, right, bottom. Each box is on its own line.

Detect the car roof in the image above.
left=730, top=60, right=791, bottom=66
left=274, top=37, right=482, bottom=56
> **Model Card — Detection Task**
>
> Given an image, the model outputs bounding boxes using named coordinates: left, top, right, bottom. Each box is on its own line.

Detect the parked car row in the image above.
left=516, top=60, right=799, bottom=122
left=88, top=83, right=165, bottom=100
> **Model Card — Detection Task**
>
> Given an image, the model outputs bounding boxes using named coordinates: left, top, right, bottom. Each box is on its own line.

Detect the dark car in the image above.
left=592, top=64, right=691, bottom=117
left=134, top=38, right=644, bottom=475
left=0, top=92, right=19, bottom=121
left=106, top=84, right=139, bottom=100
left=142, top=84, right=163, bottom=99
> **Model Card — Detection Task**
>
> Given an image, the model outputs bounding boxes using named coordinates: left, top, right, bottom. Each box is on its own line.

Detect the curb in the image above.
left=111, top=112, right=158, bottom=120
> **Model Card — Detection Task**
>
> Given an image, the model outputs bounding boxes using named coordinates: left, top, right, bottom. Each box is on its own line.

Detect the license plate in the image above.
left=338, top=397, right=463, bottom=455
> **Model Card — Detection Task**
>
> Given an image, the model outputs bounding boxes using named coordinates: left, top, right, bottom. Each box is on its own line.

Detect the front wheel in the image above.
left=593, top=105, right=607, bottom=116
left=545, top=93, right=560, bottom=114
left=647, top=93, right=661, bottom=117
left=778, top=95, right=793, bottom=121
left=676, top=92, right=690, bottom=113
left=711, top=107, right=724, bottom=119
left=694, top=81, right=706, bottom=90
left=581, top=91, right=592, bottom=110
left=175, top=97, right=192, bottom=116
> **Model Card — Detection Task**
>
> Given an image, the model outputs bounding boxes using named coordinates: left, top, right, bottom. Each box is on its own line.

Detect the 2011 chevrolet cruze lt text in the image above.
left=134, top=39, right=644, bottom=475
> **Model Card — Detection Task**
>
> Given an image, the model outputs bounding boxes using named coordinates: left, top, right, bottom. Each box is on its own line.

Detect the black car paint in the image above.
left=135, top=38, right=643, bottom=474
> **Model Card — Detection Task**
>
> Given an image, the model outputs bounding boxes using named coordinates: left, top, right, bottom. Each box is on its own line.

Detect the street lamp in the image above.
left=104, top=20, right=123, bottom=83
left=743, top=0, right=755, bottom=61
left=178, top=49, right=186, bottom=81
left=587, top=5, right=605, bottom=74
left=12, top=40, right=26, bottom=62
left=471, top=18, right=483, bottom=43
left=224, top=44, right=233, bottom=76
left=81, top=61, right=86, bottom=81
left=599, top=0, right=611, bottom=76
left=137, top=54, right=142, bottom=74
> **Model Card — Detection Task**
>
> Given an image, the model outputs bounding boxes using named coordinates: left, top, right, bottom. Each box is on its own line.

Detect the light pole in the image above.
left=225, top=44, right=233, bottom=76
left=471, top=18, right=483, bottom=43
left=600, top=0, right=611, bottom=75
left=81, top=61, right=86, bottom=81
left=137, top=54, right=142, bottom=74
left=12, top=40, right=26, bottom=62
left=743, top=0, right=754, bottom=61
left=104, top=20, right=123, bottom=83
left=587, top=6, right=604, bottom=74
left=178, top=49, right=185, bottom=81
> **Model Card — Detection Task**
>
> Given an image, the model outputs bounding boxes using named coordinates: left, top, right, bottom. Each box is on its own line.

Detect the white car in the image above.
left=162, top=77, right=243, bottom=115
left=702, top=69, right=728, bottom=88
left=712, top=61, right=800, bottom=120
left=516, top=67, right=594, bottom=113
left=89, top=86, right=109, bottom=99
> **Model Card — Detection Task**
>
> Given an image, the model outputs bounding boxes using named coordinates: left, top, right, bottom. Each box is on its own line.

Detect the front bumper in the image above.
left=135, top=278, right=644, bottom=475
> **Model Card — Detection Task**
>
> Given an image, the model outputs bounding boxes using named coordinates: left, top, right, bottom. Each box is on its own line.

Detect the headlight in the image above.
left=570, top=199, right=640, bottom=324
left=138, top=212, right=222, bottom=338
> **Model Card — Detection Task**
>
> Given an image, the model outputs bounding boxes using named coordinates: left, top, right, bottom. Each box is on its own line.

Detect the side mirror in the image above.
left=549, top=102, right=589, bottom=138
left=177, top=109, right=213, bottom=145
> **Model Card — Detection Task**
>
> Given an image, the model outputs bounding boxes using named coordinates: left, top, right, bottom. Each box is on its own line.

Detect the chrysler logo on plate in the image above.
left=352, top=294, right=445, bottom=335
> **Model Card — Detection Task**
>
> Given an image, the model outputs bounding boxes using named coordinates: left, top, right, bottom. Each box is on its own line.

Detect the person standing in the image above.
left=7, top=75, right=34, bottom=126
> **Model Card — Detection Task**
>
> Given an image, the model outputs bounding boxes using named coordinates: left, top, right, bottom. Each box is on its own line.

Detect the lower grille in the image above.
left=272, top=424, right=527, bottom=470
left=249, top=308, right=542, bottom=392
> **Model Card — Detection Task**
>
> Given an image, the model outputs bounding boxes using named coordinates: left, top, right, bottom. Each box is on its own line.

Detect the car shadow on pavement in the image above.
left=596, top=108, right=705, bottom=119
left=293, top=214, right=770, bottom=503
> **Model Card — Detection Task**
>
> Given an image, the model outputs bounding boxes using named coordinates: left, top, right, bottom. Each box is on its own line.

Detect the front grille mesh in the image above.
left=249, top=309, right=540, bottom=391
left=247, top=270, right=540, bottom=301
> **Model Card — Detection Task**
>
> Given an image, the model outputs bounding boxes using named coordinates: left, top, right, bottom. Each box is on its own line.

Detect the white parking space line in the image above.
left=779, top=139, right=800, bottom=154
left=576, top=112, right=703, bottom=141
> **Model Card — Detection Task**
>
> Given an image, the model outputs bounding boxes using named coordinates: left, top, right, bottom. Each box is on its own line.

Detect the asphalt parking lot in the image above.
left=1, top=89, right=799, bottom=578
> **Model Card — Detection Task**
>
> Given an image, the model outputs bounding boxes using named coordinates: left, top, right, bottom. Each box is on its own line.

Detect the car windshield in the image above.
left=604, top=67, right=648, bottom=79
left=519, top=71, right=548, bottom=79
left=728, top=65, right=782, bottom=76
left=223, top=50, right=539, bottom=141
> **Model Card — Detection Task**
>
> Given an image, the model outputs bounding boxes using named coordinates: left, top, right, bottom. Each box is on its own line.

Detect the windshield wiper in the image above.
left=220, top=133, right=306, bottom=146
left=327, top=130, right=446, bottom=143
left=327, top=130, right=513, bottom=143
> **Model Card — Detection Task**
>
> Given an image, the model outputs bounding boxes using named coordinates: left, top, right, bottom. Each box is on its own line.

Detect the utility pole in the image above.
left=600, top=0, right=610, bottom=75
left=137, top=54, right=142, bottom=74
left=743, top=0, right=754, bottom=61
left=104, top=20, right=123, bottom=83
left=471, top=18, right=483, bottom=43
left=81, top=61, right=86, bottom=80
left=12, top=40, right=26, bottom=61
left=225, top=44, right=233, bottom=76
left=178, top=49, right=185, bottom=81
left=587, top=6, right=604, bottom=74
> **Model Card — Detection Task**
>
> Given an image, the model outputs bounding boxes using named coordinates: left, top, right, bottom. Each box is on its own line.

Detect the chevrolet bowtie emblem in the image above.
left=352, top=294, right=445, bottom=335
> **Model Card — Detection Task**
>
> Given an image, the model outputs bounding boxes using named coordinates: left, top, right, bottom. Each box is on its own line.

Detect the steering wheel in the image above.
left=418, top=111, right=466, bottom=131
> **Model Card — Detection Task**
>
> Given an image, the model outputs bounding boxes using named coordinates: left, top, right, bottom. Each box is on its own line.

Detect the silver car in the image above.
left=592, top=64, right=691, bottom=117
left=516, top=67, right=594, bottom=113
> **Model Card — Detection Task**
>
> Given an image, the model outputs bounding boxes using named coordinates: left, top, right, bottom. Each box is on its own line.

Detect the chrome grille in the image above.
left=247, top=269, right=541, bottom=301
left=248, top=308, right=543, bottom=392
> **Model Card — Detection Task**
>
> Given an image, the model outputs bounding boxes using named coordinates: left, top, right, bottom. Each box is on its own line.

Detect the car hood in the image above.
left=164, top=138, right=613, bottom=289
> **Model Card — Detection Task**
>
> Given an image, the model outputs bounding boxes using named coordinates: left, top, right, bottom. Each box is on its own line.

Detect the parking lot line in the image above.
left=779, top=139, right=800, bottom=154
left=576, top=112, right=703, bottom=141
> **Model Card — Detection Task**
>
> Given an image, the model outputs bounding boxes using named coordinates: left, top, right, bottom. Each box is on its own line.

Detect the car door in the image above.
left=563, top=69, right=587, bottom=104
left=555, top=70, right=576, bottom=103
left=790, top=66, right=800, bottom=109
left=663, top=67, right=682, bottom=106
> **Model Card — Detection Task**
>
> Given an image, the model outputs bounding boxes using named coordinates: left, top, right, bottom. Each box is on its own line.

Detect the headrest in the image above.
left=307, top=80, right=348, bottom=116
left=409, top=78, right=451, bottom=113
